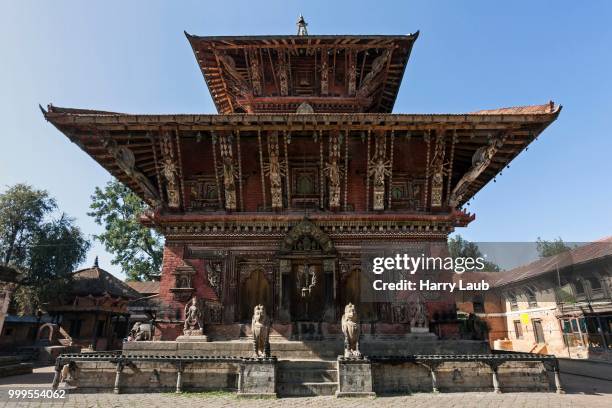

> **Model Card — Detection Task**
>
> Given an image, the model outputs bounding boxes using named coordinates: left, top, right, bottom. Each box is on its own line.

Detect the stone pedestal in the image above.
left=336, top=357, right=376, bottom=398
left=237, top=358, right=277, bottom=398
left=176, top=329, right=208, bottom=342
left=175, top=335, right=209, bottom=342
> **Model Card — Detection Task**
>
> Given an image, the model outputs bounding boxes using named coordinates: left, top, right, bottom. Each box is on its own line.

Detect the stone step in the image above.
left=124, top=336, right=488, bottom=359
left=278, top=368, right=337, bottom=383
left=0, top=363, right=34, bottom=378
left=276, top=381, right=338, bottom=397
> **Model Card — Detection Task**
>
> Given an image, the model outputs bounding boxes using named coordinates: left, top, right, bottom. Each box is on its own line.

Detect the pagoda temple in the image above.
left=43, top=18, right=560, bottom=341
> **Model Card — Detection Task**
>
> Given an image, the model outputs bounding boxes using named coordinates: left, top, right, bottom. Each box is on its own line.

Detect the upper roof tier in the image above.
left=185, top=32, right=419, bottom=114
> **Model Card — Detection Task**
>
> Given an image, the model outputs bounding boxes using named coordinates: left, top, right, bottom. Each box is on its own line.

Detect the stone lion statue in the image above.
left=341, top=303, right=361, bottom=358
left=251, top=304, right=270, bottom=358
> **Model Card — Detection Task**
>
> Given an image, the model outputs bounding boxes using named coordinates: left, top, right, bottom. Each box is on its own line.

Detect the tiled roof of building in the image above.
left=471, top=102, right=556, bottom=115
left=126, top=281, right=160, bottom=295
left=70, top=266, right=140, bottom=300
left=493, top=237, right=612, bottom=287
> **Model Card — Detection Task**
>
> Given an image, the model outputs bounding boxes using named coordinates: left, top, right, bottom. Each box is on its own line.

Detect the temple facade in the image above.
left=43, top=20, right=560, bottom=342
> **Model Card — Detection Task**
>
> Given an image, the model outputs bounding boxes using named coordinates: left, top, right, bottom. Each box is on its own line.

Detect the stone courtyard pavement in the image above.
left=0, top=367, right=610, bottom=407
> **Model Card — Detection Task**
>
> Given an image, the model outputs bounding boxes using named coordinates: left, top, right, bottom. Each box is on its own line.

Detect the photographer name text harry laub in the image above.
left=372, top=279, right=489, bottom=293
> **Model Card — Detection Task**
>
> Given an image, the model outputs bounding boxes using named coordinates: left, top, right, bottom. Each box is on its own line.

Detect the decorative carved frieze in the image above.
left=449, top=132, right=508, bottom=208
left=325, top=131, right=342, bottom=209
left=430, top=130, right=447, bottom=208
left=279, top=218, right=335, bottom=254
left=218, top=133, right=237, bottom=210
left=368, top=131, right=391, bottom=210
left=206, top=260, right=223, bottom=298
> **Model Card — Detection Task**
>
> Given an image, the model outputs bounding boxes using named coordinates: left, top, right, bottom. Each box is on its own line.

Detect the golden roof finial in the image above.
left=297, top=14, right=308, bottom=36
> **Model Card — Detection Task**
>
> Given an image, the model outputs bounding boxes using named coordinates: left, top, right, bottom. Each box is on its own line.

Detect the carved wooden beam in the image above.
left=326, top=130, right=342, bottom=210
left=219, top=132, right=237, bottom=211
left=448, top=131, right=510, bottom=208
left=267, top=131, right=283, bottom=210
left=430, top=127, right=447, bottom=208
left=210, top=131, right=224, bottom=209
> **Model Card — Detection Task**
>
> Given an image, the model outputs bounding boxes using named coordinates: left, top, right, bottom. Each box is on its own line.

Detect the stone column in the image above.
left=430, top=366, right=439, bottom=393
left=490, top=363, right=501, bottom=394
left=51, top=361, right=62, bottom=390
left=113, top=361, right=124, bottom=394
left=553, top=364, right=565, bottom=394
left=175, top=363, right=183, bottom=393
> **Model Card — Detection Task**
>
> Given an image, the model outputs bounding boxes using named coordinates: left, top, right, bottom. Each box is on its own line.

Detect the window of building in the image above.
left=513, top=320, right=523, bottom=339
left=533, top=319, right=545, bottom=344
left=508, top=294, right=518, bottom=311
left=574, top=280, right=585, bottom=295
left=570, top=319, right=579, bottom=333
left=96, top=320, right=105, bottom=337
left=69, top=319, right=82, bottom=338
left=525, top=288, right=538, bottom=308
left=472, top=295, right=485, bottom=314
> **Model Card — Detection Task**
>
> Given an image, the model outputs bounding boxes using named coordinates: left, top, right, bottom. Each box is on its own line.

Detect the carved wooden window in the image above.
left=390, top=177, right=424, bottom=210
left=291, top=165, right=320, bottom=209
left=187, top=177, right=219, bottom=210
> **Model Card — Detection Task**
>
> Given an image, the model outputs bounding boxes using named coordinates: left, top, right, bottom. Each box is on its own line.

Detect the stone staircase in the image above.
left=0, top=355, right=34, bottom=378
left=276, top=360, right=338, bottom=396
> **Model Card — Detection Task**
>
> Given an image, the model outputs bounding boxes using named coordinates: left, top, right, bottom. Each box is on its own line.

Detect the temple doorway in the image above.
left=239, top=269, right=271, bottom=322
left=289, top=261, right=325, bottom=321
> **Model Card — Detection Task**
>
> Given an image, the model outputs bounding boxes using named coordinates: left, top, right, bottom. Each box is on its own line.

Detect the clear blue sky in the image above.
left=1, top=1, right=611, bottom=279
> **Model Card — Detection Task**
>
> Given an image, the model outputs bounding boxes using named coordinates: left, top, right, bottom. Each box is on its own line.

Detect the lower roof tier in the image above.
left=42, top=102, right=560, bottom=219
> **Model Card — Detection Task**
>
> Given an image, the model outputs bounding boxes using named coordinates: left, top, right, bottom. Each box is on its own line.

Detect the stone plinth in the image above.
left=175, top=335, right=209, bottom=343
left=237, top=358, right=277, bottom=398
left=336, top=357, right=375, bottom=398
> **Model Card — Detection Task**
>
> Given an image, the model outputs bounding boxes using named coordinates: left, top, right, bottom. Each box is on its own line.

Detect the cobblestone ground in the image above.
left=0, top=367, right=610, bottom=407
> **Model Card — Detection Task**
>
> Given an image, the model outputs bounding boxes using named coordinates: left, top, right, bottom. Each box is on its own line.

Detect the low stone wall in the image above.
left=350, top=355, right=560, bottom=395
left=53, top=353, right=562, bottom=397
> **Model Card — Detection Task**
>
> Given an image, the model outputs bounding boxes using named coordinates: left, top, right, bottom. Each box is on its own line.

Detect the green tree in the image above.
left=536, top=237, right=571, bottom=258
left=0, top=183, right=56, bottom=265
left=447, top=235, right=501, bottom=272
left=0, top=184, right=90, bottom=314
left=88, top=180, right=163, bottom=281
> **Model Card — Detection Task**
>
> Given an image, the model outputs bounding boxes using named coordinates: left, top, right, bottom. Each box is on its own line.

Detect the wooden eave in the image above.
left=186, top=32, right=419, bottom=114
left=42, top=104, right=560, bottom=208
